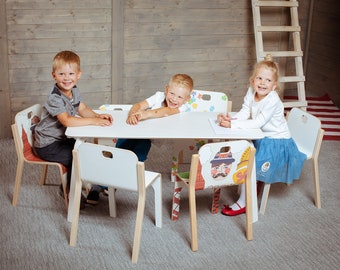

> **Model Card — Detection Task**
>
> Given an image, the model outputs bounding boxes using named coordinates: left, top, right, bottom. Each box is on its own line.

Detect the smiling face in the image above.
left=52, top=63, right=82, bottom=93
left=164, top=84, right=191, bottom=108
left=251, top=67, right=277, bottom=101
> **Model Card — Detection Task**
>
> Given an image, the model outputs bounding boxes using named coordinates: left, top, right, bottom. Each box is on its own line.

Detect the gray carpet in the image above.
left=0, top=138, right=339, bottom=270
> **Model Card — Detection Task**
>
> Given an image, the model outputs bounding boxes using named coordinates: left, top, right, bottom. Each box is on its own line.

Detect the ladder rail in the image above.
left=252, top=0, right=307, bottom=110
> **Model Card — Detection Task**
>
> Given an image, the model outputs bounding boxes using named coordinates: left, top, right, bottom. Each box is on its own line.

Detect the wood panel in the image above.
left=1, top=0, right=318, bottom=138
left=0, top=0, right=12, bottom=138
left=122, top=0, right=256, bottom=108
left=6, top=0, right=112, bottom=123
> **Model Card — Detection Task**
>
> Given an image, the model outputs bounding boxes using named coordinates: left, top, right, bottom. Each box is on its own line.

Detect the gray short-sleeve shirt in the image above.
left=33, top=84, right=82, bottom=148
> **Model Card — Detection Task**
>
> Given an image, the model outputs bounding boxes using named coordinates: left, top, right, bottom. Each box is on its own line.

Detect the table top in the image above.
left=66, top=110, right=264, bottom=140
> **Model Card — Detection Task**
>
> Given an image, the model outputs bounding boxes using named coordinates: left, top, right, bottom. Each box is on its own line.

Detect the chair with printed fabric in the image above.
left=171, top=89, right=231, bottom=182
left=259, top=107, right=325, bottom=215
left=69, top=142, right=162, bottom=263
left=11, top=104, right=68, bottom=210
left=171, top=140, right=256, bottom=251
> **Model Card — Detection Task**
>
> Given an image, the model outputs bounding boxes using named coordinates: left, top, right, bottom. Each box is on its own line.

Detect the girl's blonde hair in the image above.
left=52, top=51, right=81, bottom=72
left=168, top=74, right=194, bottom=93
left=249, top=54, right=280, bottom=90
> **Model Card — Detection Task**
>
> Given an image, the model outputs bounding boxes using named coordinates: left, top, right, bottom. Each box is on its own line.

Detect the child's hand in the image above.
left=98, top=113, right=113, bottom=124
left=217, top=113, right=231, bottom=128
left=126, top=112, right=142, bottom=125
left=95, top=116, right=113, bottom=126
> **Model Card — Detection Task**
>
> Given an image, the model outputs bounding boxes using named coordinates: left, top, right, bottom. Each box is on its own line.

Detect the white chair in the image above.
left=11, top=104, right=68, bottom=209
left=69, top=142, right=162, bottom=263
left=260, top=107, right=325, bottom=215
left=171, top=89, right=231, bottom=182
left=171, top=140, right=256, bottom=251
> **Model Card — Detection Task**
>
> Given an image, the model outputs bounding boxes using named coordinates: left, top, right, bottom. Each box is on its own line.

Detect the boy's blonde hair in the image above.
left=168, top=74, right=194, bottom=93
left=249, top=54, right=280, bottom=89
left=52, top=51, right=81, bottom=72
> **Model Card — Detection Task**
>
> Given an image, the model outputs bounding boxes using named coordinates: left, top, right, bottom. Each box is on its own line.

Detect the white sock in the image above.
left=230, top=184, right=245, bottom=210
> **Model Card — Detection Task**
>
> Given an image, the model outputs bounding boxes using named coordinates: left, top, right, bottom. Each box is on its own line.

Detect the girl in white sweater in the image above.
left=217, top=55, right=306, bottom=216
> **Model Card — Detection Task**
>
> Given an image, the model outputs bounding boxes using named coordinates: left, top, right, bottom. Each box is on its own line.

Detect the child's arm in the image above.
left=127, top=103, right=180, bottom=125
left=136, top=107, right=180, bottom=121
left=58, top=102, right=113, bottom=127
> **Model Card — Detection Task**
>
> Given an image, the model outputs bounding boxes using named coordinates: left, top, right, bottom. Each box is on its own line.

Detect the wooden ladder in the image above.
left=251, top=0, right=307, bottom=109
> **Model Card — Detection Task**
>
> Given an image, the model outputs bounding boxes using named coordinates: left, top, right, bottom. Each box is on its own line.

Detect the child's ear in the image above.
left=272, top=82, right=277, bottom=91
left=77, top=70, right=82, bottom=80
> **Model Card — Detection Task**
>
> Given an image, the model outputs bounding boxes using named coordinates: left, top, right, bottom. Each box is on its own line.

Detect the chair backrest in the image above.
left=14, top=104, right=42, bottom=149
left=194, top=140, right=254, bottom=189
left=186, top=90, right=228, bottom=113
left=74, top=142, right=141, bottom=191
left=287, top=107, right=323, bottom=158
left=12, top=104, right=44, bottom=162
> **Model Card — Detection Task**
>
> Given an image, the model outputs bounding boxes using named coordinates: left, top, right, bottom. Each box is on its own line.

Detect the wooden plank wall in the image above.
left=1, top=0, right=316, bottom=138
left=122, top=0, right=256, bottom=105
left=4, top=0, right=112, bottom=116
left=0, top=0, right=11, bottom=138
left=305, top=0, right=340, bottom=106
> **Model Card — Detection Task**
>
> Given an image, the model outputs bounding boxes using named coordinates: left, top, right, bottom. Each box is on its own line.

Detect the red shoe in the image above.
left=221, top=202, right=245, bottom=216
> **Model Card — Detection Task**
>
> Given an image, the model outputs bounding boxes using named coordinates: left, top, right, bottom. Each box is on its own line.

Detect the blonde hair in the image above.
left=52, top=51, right=81, bottom=72
left=249, top=54, right=280, bottom=89
left=168, top=74, right=194, bottom=93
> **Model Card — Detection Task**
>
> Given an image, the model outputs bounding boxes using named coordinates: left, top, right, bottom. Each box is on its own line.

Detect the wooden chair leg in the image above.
left=108, top=187, right=117, bottom=217
left=40, top=164, right=48, bottom=185
left=69, top=180, right=82, bottom=247
left=245, top=178, right=253, bottom=241
left=312, top=158, right=321, bottom=208
left=151, top=177, right=162, bottom=228
left=12, top=160, right=24, bottom=206
left=61, top=174, right=69, bottom=210
left=188, top=182, right=198, bottom=251
left=260, top=184, right=271, bottom=215
left=132, top=189, right=146, bottom=263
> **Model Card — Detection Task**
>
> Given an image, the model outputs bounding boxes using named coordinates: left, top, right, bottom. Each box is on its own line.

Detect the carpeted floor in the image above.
left=0, top=138, right=340, bottom=269
left=284, top=94, right=340, bottom=141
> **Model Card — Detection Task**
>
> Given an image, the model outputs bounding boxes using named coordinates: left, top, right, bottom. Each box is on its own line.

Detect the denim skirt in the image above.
left=253, top=137, right=307, bottom=184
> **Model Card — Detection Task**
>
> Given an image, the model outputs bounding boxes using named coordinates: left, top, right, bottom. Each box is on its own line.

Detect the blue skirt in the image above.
left=253, top=137, right=307, bottom=184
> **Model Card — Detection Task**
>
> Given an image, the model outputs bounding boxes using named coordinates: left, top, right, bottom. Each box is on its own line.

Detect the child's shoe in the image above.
left=221, top=202, right=245, bottom=216
left=86, top=185, right=101, bottom=205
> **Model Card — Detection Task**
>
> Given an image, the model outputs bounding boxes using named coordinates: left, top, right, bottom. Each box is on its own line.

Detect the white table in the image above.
left=66, top=110, right=264, bottom=222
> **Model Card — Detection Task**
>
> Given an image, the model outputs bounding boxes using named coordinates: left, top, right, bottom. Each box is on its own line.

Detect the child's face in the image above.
left=251, top=67, right=277, bottom=100
left=165, top=84, right=191, bottom=108
left=52, top=63, right=82, bottom=92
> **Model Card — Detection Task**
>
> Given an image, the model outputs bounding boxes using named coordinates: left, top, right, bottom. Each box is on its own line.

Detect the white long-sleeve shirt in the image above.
left=231, top=87, right=291, bottom=139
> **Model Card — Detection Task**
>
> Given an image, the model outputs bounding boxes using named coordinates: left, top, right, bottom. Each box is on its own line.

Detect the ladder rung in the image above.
left=257, top=26, right=301, bottom=32
left=279, top=76, right=305, bottom=83
left=255, top=1, right=299, bottom=7
left=260, top=51, right=303, bottom=58
left=283, top=101, right=308, bottom=109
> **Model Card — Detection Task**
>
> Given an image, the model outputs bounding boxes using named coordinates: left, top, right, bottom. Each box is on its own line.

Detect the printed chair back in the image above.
left=171, top=140, right=256, bottom=251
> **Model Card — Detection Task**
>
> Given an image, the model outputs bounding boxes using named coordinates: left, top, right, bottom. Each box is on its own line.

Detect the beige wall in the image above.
left=2, top=0, right=337, bottom=138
